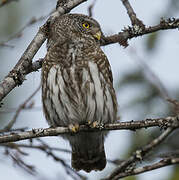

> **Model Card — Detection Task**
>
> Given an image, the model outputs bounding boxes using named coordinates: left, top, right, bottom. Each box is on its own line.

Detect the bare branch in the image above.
left=167, top=99, right=179, bottom=115
left=27, top=58, right=44, bottom=74
left=0, top=84, right=41, bottom=133
left=103, top=17, right=179, bottom=47
left=2, top=140, right=85, bottom=179
left=43, top=148, right=85, bottom=180
left=7, top=150, right=36, bottom=175
left=110, top=158, right=179, bottom=179
left=0, top=14, right=51, bottom=48
left=0, top=10, right=178, bottom=102
left=0, top=116, right=178, bottom=144
left=103, top=119, right=179, bottom=180
left=87, top=0, right=97, bottom=17
left=0, top=107, right=41, bottom=114
left=0, top=0, right=87, bottom=102
left=0, top=127, right=28, bottom=133
left=2, top=142, right=71, bottom=153
left=0, top=1, right=179, bottom=179
left=120, top=0, right=145, bottom=28
left=0, top=27, right=46, bottom=101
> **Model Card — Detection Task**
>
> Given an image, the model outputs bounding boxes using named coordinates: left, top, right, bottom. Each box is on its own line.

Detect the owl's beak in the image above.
left=93, top=31, right=101, bottom=40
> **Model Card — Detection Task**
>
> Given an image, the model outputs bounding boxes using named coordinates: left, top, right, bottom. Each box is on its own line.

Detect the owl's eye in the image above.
left=82, top=22, right=90, bottom=29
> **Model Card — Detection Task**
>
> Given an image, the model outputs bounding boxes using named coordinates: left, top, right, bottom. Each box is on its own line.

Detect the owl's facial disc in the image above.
left=77, top=17, right=102, bottom=41
left=83, top=24, right=102, bottom=41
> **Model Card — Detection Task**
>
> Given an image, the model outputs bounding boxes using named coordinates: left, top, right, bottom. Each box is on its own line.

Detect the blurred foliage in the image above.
left=169, top=166, right=179, bottom=180
left=125, top=176, right=137, bottom=180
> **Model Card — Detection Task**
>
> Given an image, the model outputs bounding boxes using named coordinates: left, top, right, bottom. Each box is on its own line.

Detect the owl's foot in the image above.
left=88, top=120, right=100, bottom=128
left=91, top=121, right=99, bottom=128
left=87, top=120, right=91, bottom=126
left=69, top=123, right=79, bottom=133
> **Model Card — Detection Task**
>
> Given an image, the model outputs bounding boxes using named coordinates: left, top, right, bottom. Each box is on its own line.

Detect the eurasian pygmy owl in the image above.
left=42, top=13, right=117, bottom=172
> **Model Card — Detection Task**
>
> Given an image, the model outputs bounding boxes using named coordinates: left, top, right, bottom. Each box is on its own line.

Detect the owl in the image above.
left=42, top=13, right=117, bottom=172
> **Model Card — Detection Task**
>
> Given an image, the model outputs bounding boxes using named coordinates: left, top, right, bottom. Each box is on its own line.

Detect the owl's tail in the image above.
left=70, top=132, right=106, bottom=173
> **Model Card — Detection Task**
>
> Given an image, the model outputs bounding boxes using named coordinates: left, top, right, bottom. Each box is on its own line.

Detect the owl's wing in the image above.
left=93, top=49, right=114, bottom=85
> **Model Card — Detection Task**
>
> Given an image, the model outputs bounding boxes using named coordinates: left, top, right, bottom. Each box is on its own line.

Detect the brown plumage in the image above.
left=41, top=13, right=117, bottom=172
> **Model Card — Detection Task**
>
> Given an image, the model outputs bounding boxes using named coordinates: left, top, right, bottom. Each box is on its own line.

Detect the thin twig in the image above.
left=46, top=150, right=85, bottom=180
left=29, top=139, right=85, bottom=179
left=103, top=17, right=179, bottom=47
left=0, top=127, right=28, bottom=133
left=121, top=0, right=145, bottom=28
left=87, top=0, right=97, bottom=17
left=111, top=157, right=179, bottom=179
left=1, top=142, right=71, bottom=153
left=0, top=107, right=41, bottom=114
left=0, top=84, right=41, bottom=133
left=0, top=15, right=50, bottom=48
left=7, top=151, right=36, bottom=175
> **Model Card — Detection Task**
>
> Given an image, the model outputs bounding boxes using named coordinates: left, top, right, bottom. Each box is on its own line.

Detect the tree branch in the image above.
left=2, top=142, right=71, bottom=153
left=0, top=116, right=178, bottom=144
left=110, top=157, right=179, bottom=179
left=103, top=17, right=179, bottom=47
left=0, top=0, right=179, bottom=103
left=0, top=84, right=41, bottom=133
left=121, top=0, right=145, bottom=28
left=103, top=117, right=179, bottom=180
left=0, top=15, right=51, bottom=48
left=0, top=0, right=87, bottom=102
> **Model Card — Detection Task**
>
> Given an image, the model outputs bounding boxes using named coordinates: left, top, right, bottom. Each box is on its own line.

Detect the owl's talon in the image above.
left=69, top=123, right=79, bottom=133
left=87, top=121, right=100, bottom=128
left=92, top=121, right=99, bottom=128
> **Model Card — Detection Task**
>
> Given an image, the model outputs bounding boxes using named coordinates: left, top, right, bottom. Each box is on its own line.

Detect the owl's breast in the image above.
left=42, top=60, right=116, bottom=127
left=68, top=40, right=86, bottom=60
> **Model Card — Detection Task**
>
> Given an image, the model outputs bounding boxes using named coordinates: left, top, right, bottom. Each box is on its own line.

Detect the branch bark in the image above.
left=0, top=84, right=41, bottom=133
left=0, top=0, right=179, bottom=102
left=0, top=0, right=87, bottom=102
left=102, top=17, right=179, bottom=46
left=121, top=0, right=145, bottom=28
left=103, top=117, right=179, bottom=180
left=110, top=157, right=179, bottom=179
left=0, top=116, right=178, bottom=144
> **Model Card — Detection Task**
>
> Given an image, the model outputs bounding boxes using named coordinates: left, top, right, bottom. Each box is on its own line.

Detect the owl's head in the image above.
left=48, top=13, right=104, bottom=49
left=69, top=13, right=103, bottom=42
